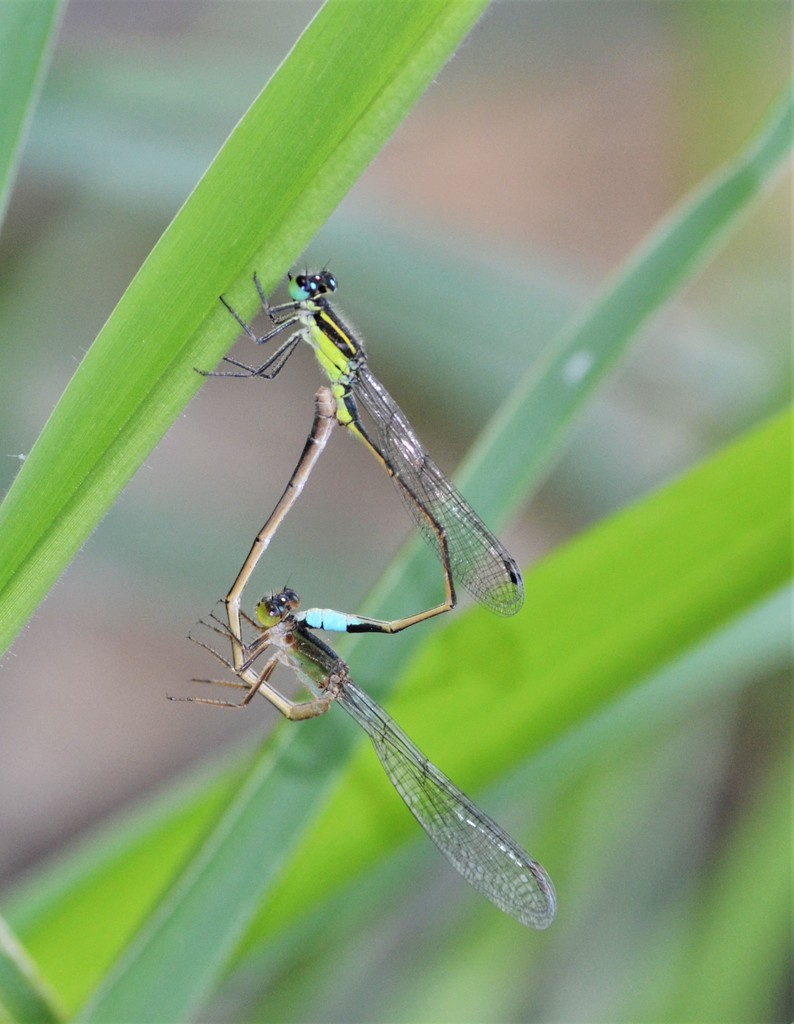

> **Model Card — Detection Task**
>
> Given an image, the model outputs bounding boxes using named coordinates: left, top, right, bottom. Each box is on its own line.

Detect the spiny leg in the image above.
left=203, top=274, right=306, bottom=380
left=176, top=650, right=333, bottom=722
left=201, top=327, right=301, bottom=380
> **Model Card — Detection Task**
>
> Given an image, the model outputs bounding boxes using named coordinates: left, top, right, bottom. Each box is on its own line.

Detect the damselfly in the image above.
left=206, top=271, right=524, bottom=669
left=181, top=589, right=556, bottom=930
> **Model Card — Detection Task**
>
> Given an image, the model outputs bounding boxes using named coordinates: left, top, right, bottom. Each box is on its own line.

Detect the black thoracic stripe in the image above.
left=316, top=305, right=362, bottom=358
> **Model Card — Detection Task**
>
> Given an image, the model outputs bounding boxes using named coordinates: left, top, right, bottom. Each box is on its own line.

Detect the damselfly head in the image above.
left=288, top=270, right=337, bottom=302
left=256, top=588, right=300, bottom=627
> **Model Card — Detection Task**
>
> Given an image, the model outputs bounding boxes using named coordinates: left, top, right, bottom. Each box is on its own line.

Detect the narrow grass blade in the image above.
left=0, top=917, right=63, bottom=1024
left=460, top=81, right=793, bottom=519
left=0, top=1, right=64, bottom=229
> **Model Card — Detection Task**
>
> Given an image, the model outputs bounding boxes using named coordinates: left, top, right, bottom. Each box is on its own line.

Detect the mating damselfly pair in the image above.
left=182, top=267, right=555, bottom=929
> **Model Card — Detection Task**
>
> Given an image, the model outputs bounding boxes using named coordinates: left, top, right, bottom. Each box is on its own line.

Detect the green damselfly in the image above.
left=207, top=271, right=524, bottom=669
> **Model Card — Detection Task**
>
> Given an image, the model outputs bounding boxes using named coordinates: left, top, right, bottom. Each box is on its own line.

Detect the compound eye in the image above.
left=256, top=593, right=282, bottom=627
left=288, top=274, right=311, bottom=301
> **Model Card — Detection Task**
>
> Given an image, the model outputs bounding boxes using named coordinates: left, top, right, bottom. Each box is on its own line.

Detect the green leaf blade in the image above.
left=0, top=915, right=63, bottom=1024
left=0, top=1, right=64, bottom=228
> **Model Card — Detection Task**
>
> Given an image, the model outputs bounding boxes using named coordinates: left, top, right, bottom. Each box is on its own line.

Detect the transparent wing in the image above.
left=335, top=677, right=556, bottom=929
left=353, top=365, right=523, bottom=615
